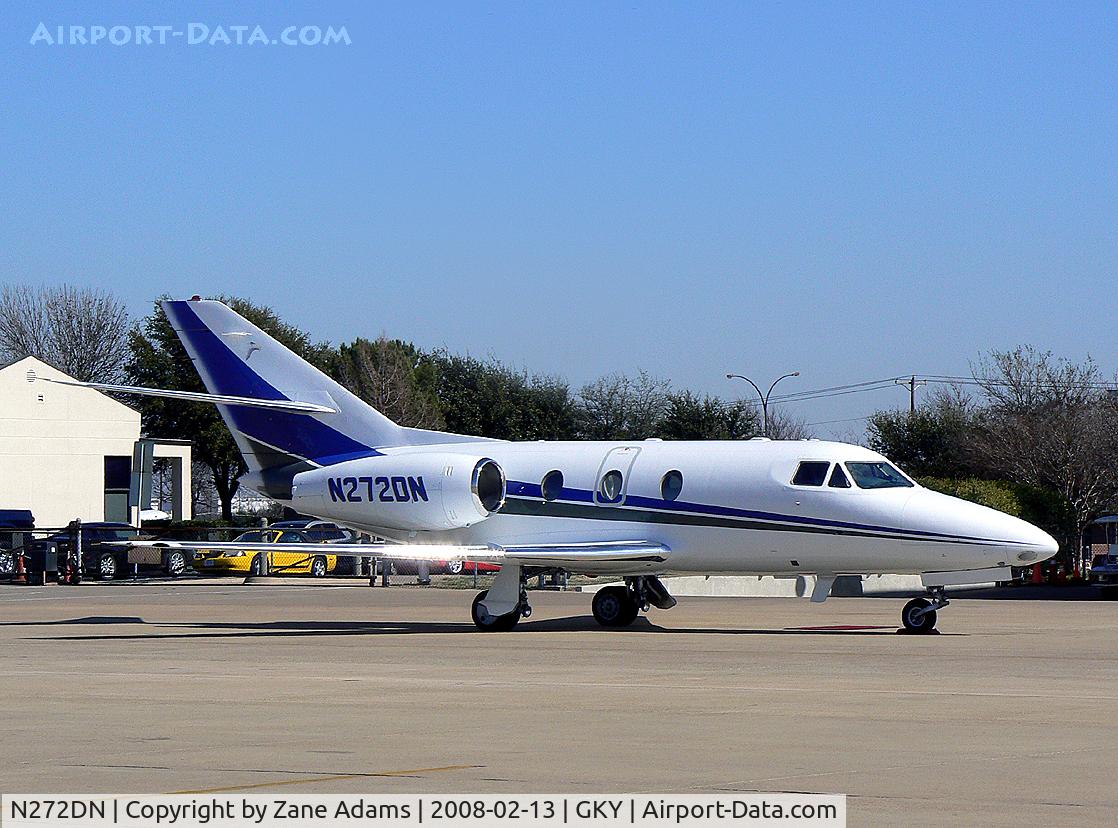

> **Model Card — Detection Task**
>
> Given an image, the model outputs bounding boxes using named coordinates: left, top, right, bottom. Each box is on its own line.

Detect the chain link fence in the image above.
left=0, top=522, right=581, bottom=591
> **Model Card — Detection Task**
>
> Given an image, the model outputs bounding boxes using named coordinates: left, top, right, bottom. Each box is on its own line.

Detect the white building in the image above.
left=0, top=356, right=191, bottom=528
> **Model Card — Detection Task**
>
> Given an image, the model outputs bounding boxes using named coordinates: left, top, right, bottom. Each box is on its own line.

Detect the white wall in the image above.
left=0, top=356, right=140, bottom=527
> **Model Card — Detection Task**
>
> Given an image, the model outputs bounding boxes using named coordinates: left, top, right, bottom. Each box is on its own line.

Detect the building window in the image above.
left=104, top=456, right=131, bottom=490
left=104, top=456, right=131, bottom=523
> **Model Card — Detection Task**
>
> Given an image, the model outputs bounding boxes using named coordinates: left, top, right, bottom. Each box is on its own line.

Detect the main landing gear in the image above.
left=900, top=586, right=950, bottom=634
left=471, top=565, right=531, bottom=631
left=470, top=569, right=678, bottom=631
left=591, top=576, right=677, bottom=628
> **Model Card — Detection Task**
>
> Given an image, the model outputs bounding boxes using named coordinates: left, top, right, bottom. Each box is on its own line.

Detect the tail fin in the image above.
left=163, top=298, right=404, bottom=497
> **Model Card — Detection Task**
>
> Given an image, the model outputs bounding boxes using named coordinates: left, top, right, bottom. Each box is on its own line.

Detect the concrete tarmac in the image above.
left=1, top=581, right=1115, bottom=827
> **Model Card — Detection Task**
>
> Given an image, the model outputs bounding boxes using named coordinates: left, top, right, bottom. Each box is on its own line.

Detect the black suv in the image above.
left=35, top=523, right=140, bottom=581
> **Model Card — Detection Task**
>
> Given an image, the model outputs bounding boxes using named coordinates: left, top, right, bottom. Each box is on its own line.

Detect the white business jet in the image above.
left=48, top=298, right=1058, bottom=633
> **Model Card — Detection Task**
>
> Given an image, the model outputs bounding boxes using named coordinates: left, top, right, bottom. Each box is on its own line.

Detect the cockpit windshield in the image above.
left=845, top=462, right=913, bottom=489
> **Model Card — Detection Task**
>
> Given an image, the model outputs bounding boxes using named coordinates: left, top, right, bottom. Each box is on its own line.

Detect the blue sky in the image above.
left=2, top=1, right=1115, bottom=436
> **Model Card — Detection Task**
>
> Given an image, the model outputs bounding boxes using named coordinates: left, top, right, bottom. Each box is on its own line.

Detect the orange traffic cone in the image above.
left=12, top=551, right=28, bottom=585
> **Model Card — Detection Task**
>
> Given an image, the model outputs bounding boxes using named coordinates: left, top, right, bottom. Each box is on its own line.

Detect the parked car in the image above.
left=1090, top=554, right=1118, bottom=584
left=443, top=559, right=502, bottom=575
left=270, top=519, right=359, bottom=543
left=125, top=543, right=194, bottom=577
left=269, top=520, right=368, bottom=573
left=31, top=522, right=141, bottom=581
left=0, top=537, right=16, bottom=577
left=0, top=509, right=35, bottom=577
left=193, top=529, right=337, bottom=576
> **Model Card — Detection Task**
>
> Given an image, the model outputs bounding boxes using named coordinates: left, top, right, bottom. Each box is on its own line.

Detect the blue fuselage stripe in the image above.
left=504, top=480, right=1022, bottom=547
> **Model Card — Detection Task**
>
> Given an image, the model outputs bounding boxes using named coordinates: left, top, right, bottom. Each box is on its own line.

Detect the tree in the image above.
left=0, top=284, right=130, bottom=382
left=577, top=371, right=670, bottom=440
left=330, top=337, right=443, bottom=430
left=127, top=297, right=332, bottom=521
left=424, top=351, right=579, bottom=440
left=765, top=408, right=811, bottom=441
left=969, top=346, right=1118, bottom=558
left=866, top=389, right=975, bottom=477
left=920, top=476, right=1071, bottom=537
left=658, top=391, right=759, bottom=440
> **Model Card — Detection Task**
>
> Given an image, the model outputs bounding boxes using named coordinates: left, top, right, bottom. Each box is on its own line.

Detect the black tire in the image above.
left=249, top=554, right=262, bottom=575
left=592, top=585, right=640, bottom=627
left=164, top=551, right=187, bottom=577
left=447, top=560, right=464, bottom=575
left=98, top=553, right=117, bottom=581
left=471, top=590, right=520, bottom=631
left=901, top=597, right=937, bottom=633
left=311, top=556, right=328, bottom=578
left=0, top=552, right=13, bottom=576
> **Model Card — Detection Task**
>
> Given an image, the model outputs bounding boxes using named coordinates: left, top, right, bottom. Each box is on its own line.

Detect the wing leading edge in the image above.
left=111, top=539, right=670, bottom=570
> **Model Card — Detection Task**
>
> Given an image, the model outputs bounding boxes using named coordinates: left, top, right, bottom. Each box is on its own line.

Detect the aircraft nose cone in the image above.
left=904, top=489, right=1059, bottom=565
left=1014, top=522, right=1060, bottom=564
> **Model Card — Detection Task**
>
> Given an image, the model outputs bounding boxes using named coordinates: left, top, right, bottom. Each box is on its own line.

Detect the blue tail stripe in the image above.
left=165, top=301, right=379, bottom=464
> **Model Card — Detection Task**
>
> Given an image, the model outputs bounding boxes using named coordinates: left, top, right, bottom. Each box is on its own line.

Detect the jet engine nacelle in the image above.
left=290, top=453, right=506, bottom=532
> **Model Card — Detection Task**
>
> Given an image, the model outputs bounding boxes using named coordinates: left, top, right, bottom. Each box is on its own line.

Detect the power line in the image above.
left=922, top=374, right=1118, bottom=390
left=804, top=414, right=872, bottom=427
left=715, top=376, right=909, bottom=416
left=768, top=376, right=907, bottom=403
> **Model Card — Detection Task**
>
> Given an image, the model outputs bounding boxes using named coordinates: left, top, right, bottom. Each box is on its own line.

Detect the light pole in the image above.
left=726, top=371, right=800, bottom=438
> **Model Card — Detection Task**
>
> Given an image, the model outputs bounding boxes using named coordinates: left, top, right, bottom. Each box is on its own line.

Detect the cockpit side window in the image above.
left=828, top=465, right=851, bottom=488
left=845, top=461, right=914, bottom=489
left=791, top=461, right=830, bottom=486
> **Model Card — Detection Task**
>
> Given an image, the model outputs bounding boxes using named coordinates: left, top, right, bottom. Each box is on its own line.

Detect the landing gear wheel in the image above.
left=311, top=556, right=328, bottom=578
left=592, top=586, right=640, bottom=627
left=471, top=590, right=521, bottom=631
left=901, top=597, right=937, bottom=634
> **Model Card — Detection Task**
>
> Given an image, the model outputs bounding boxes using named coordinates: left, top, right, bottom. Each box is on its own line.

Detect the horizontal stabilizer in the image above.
left=27, top=373, right=337, bottom=414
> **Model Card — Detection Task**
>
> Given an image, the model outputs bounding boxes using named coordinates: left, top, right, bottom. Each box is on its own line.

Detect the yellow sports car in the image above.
left=193, top=529, right=337, bottom=577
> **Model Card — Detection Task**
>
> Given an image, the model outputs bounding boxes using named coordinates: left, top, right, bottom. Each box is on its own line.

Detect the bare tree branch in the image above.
left=0, top=284, right=129, bottom=382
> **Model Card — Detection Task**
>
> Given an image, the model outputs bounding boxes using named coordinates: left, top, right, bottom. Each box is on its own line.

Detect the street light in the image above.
left=725, top=371, right=800, bottom=438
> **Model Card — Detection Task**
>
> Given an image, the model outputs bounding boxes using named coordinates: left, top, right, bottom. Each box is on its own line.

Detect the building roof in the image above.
left=0, top=355, right=139, bottom=416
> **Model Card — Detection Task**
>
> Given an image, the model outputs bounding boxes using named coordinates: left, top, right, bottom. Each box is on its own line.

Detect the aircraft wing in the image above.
left=111, top=539, right=670, bottom=571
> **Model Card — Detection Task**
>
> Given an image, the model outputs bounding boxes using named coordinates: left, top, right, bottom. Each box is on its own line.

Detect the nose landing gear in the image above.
left=900, top=586, right=950, bottom=634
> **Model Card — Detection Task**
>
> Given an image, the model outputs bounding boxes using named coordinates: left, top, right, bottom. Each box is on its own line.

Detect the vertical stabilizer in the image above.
left=163, top=298, right=405, bottom=497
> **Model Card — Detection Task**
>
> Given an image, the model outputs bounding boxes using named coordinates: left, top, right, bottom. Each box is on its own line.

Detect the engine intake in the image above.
left=472, top=458, right=506, bottom=514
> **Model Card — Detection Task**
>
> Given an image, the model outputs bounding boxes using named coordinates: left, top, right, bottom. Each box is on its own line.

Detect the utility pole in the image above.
left=894, top=375, right=927, bottom=413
